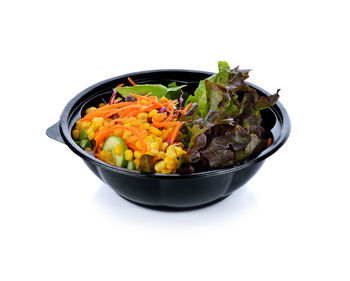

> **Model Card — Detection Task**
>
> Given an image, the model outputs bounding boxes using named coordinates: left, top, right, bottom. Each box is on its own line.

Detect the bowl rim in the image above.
left=58, top=69, right=291, bottom=179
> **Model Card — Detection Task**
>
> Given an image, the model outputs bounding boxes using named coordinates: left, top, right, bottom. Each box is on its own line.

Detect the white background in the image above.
left=1, top=1, right=349, bottom=280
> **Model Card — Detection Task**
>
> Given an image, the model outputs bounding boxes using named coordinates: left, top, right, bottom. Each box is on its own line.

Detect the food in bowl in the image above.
left=72, top=61, right=280, bottom=174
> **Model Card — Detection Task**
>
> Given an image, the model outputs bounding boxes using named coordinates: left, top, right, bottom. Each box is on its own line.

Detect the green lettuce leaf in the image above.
left=117, top=84, right=186, bottom=100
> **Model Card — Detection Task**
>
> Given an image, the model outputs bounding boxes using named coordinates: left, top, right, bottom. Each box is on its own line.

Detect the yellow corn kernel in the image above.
left=150, top=149, right=159, bottom=156
left=86, top=128, right=95, bottom=140
left=161, top=129, right=171, bottom=140
left=91, top=117, right=104, bottom=130
left=72, top=130, right=80, bottom=140
left=166, top=159, right=178, bottom=170
left=75, top=121, right=82, bottom=130
left=85, top=147, right=92, bottom=152
left=166, top=149, right=177, bottom=159
left=142, top=123, right=150, bottom=129
left=114, top=144, right=123, bottom=155
left=137, top=112, right=148, bottom=120
left=175, top=146, right=186, bottom=157
left=134, top=158, right=140, bottom=167
left=140, top=100, right=147, bottom=105
left=161, top=168, right=172, bottom=174
left=99, top=103, right=105, bottom=108
left=154, top=161, right=166, bottom=173
left=160, top=142, right=168, bottom=152
left=125, top=149, right=133, bottom=161
left=122, top=130, right=132, bottom=139
left=144, top=136, right=153, bottom=143
left=164, top=157, right=175, bottom=166
left=153, top=113, right=165, bottom=122
left=150, top=142, right=160, bottom=151
left=146, top=143, right=152, bottom=151
left=134, top=151, right=142, bottom=159
left=149, top=126, right=162, bottom=136
left=154, top=137, right=163, bottom=144
left=158, top=151, right=166, bottom=159
left=148, top=109, right=157, bottom=118
left=113, top=128, right=123, bottom=137
left=159, top=97, right=168, bottom=103
left=81, top=121, right=91, bottom=130
left=100, top=151, right=113, bottom=162
left=124, top=122, right=133, bottom=127
left=135, top=141, right=142, bottom=149
left=86, top=107, right=97, bottom=114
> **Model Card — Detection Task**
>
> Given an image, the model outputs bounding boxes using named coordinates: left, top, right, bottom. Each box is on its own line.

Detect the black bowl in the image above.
left=46, top=70, right=291, bottom=209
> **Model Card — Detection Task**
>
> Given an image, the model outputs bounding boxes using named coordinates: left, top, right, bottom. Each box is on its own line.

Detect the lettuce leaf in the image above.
left=117, top=84, right=186, bottom=100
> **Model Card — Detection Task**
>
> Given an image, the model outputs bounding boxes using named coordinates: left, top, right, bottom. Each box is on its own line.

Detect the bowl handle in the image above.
left=46, top=122, right=65, bottom=144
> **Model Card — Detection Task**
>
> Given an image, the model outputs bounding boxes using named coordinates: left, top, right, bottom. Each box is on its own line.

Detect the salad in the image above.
left=72, top=61, right=280, bottom=174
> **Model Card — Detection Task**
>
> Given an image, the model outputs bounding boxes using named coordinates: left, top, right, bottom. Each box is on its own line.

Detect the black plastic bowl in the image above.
left=46, top=70, right=290, bottom=209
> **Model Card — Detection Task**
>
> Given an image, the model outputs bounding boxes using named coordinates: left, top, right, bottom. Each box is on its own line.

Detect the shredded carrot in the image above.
left=267, top=138, right=272, bottom=147
left=127, top=77, right=136, bottom=86
left=169, top=122, right=183, bottom=144
left=151, top=121, right=179, bottom=128
left=182, top=103, right=192, bottom=114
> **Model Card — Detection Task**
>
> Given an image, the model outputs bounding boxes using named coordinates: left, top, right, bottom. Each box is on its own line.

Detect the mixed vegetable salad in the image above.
left=72, top=61, right=280, bottom=174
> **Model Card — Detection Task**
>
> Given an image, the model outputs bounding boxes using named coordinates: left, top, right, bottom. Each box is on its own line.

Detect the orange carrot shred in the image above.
left=127, top=77, right=136, bottom=86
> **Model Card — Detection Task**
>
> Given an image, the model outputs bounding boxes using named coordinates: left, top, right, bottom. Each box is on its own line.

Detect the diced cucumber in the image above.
left=102, top=136, right=127, bottom=168
left=79, top=129, right=88, bottom=141
left=127, top=160, right=136, bottom=170
left=79, top=139, right=92, bottom=150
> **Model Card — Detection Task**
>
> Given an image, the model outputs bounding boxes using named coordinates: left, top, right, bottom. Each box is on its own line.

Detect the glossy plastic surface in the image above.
left=46, top=70, right=291, bottom=209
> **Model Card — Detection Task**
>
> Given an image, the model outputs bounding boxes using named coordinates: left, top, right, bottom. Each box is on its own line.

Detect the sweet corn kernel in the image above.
left=137, top=113, right=148, bottom=120
left=114, top=144, right=123, bottom=155
left=134, top=151, right=142, bottom=159
left=81, top=121, right=91, bottom=130
left=140, top=100, right=147, bottom=105
left=153, top=113, right=165, bottom=122
left=154, top=161, right=166, bottom=173
left=100, top=151, right=113, bottom=162
left=158, top=151, right=166, bottom=159
left=159, top=97, right=168, bottom=103
left=92, top=117, right=104, bottom=130
left=86, top=107, right=97, bottom=114
left=166, top=149, right=177, bottom=159
left=142, top=123, right=150, bottom=129
left=166, top=160, right=178, bottom=170
left=161, top=129, right=171, bottom=140
left=160, top=142, right=168, bottom=152
left=113, top=128, right=123, bottom=137
left=124, top=122, right=133, bottom=127
left=150, top=149, right=159, bottom=156
left=85, top=147, right=92, bottom=152
left=145, top=151, right=156, bottom=156
left=148, top=110, right=157, bottom=118
left=122, top=130, right=132, bottom=139
left=99, top=103, right=105, bottom=107
left=154, top=137, right=163, bottom=144
left=175, top=146, right=186, bottom=157
left=86, top=128, right=95, bottom=140
left=125, top=149, right=133, bottom=161
left=144, top=136, right=153, bottom=143
left=150, top=142, right=160, bottom=151
left=149, top=126, right=162, bottom=136
left=161, top=168, right=172, bottom=174
left=72, top=130, right=80, bottom=140
left=135, top=141, right=142, bottom=149
left=134, top=158, right=140, bottom=167
left=75, top=121, right=82, bottom=130
left=164, top=157, right=175, bottom=166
